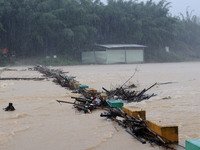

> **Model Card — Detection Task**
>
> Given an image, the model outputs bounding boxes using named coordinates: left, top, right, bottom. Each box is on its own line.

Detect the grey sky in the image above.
left=101, top=0, right=200, bottom=17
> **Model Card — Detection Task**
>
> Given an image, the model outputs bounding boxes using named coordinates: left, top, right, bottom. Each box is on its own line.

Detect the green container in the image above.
left=78, top=85, right=89, bottom=90
left=67, top=77, right=73, bottom=81
left=186, top=139, right=200, bottom=150
left=106, top=99, right=124, bottom=109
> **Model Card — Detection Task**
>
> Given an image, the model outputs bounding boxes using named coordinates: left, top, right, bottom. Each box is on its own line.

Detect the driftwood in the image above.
left=102, top=71, right=157, bottom=102
left=103, top=83, right=157, bottom=102
left=4, top=68, right=27, bottom=71
left=34, top=65, right=65, bottom=78
left=0, top=77, right=46, bottom=81
left=35, top=65, right=177, bottom=149
left=57, top=99, right=89, bottom=113
left=157, top=82, right=178, bottom=85
left=100, top=103, right=176, bottom=150
left=35, top=65, right=75, bottom=89
left=56, top=99, right=100, bottom=113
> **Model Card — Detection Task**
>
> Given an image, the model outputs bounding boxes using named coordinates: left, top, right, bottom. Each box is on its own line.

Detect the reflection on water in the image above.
left=0, top=62, right=200, bottom=150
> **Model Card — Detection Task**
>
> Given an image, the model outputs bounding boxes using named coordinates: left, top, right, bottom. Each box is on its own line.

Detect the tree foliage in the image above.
left=0, top=0, right=200, bottom=62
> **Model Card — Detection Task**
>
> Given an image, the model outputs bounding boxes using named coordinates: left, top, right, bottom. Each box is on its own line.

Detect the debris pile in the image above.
left=34, top=65, right=75, bottom=89
left=100, top=104, right=175, bottom=149
left=57, top=96, right=104, bottom=113
left=34, top=65, right=159, bottom=114
left=103, top=83, right=157, bottom=102
left=0, top=77, right=46, bottom=81
left=34, top=65, right=64, bottom=78
left=34, top=65, right=177, bottom=150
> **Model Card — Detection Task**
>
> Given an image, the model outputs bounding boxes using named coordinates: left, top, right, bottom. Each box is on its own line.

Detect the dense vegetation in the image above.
left=0, top=0, right=200, bottom=65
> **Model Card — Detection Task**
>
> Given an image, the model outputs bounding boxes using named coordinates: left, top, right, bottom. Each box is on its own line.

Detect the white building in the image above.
left=81, top=44, right=146, bottom=64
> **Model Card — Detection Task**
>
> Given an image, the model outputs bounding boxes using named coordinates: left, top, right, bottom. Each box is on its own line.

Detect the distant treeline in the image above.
left=0, top=0, right=200, bottom=62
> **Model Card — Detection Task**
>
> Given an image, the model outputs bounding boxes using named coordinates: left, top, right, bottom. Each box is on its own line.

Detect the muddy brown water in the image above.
left=0, top=62, right=200, bottom=150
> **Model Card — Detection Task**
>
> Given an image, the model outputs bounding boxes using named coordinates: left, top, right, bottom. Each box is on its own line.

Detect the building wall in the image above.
left=94, top=51, right=107, bottom=64
left=81, top=51, right=106, bottom=64
left=82, top=49, right=144, bottom=64
left=106, top=49, right=143, bottom=64
left=126, top=49, right=144, bottom=63
left=82, top=51, right=96, bottom=63
left=106, top=49, right=125, bottom=64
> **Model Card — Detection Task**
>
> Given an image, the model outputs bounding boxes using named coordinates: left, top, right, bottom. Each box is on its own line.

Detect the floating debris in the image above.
left=157, top=82, right=178, bottom=85
left=103, top=83, right=157, bottom=103
left=162, top=96, right=171, bottom=100
left=35, top=65, right=177, bottom=150
left=3, top=103, right=15, bottom=111
left=35, top=65, right=158, bottom=112
left=34, top=65, right=65, bottom=78
left=100, top=102, right=177, bottom=150
left=0, top=77, right=46, bottom=81
left=4, top=68, right=27, bottom=71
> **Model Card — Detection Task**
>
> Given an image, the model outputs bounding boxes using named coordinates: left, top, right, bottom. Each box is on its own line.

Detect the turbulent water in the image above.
left=0, top=62, right=200, bottom=150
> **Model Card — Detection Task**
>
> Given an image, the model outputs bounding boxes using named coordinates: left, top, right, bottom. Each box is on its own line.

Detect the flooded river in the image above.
left=0, top=62, right=200, bottom=150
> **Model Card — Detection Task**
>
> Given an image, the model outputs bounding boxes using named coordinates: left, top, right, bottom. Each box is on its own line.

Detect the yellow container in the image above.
left=75, top=82, right=81, bottom=88
left=85, top=88, right=97, bottom=93
left=100, top=93, right=108, bottom=99
left=146, top=120, right=178, bottom=143
left=69, top=80, right=76, bottom=88
left=122, top=106, right=146, bottom=120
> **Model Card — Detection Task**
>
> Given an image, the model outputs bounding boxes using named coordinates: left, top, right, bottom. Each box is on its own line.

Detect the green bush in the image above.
left=38, top=55, right=81, bottom=66
left=0, top=55, right=11, bottom=66
left=145, top=48, right=199, bottom=63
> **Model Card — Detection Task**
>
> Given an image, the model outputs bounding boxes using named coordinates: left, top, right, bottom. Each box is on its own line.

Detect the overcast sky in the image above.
left=101, top=0, right=200, bottom=17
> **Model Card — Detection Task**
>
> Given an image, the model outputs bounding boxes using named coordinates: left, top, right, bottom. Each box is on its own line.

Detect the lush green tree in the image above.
left=0, top=0, right=200, bottom=63
left=171, top=10, right=200, bottom=58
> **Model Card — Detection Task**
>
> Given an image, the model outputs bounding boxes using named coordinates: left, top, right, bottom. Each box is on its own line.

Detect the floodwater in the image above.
left=0, top=62, right=200, bottom=150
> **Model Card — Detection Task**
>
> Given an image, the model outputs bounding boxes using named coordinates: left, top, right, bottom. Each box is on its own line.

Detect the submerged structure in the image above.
left=81, top=44, right=146, bottom=64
